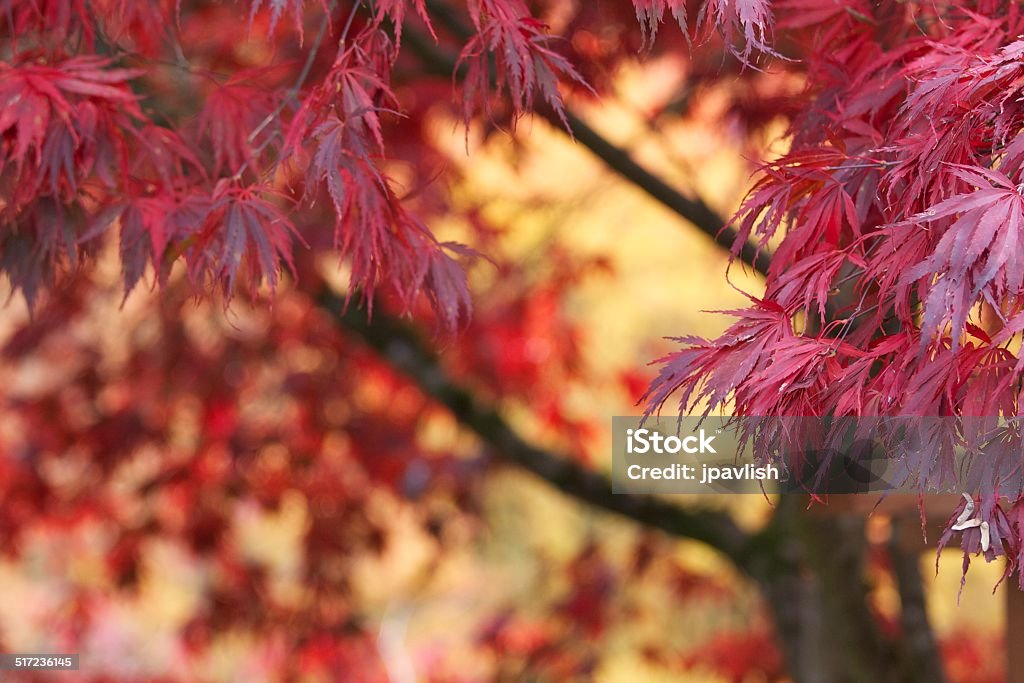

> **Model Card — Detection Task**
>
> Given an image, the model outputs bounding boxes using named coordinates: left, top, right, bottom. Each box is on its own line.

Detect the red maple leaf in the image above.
left=197, top=71, right=278, bottom=176
left=896, top=165, right=1024, bottom=351
left=189, top=180, right=300, bottom=295
left=0, top=56, right=141, bottom=173
left=458, top=0, right=591, bottom=128
left=629, top=0, right=775, bottom=61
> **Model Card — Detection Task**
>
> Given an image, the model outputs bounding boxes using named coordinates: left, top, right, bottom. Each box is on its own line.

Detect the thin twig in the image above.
left=247, top=3, right=341, bottom=146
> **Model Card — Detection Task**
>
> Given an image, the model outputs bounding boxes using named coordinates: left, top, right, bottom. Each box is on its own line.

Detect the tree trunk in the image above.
left=889, top=516, right=948, bottom=683
left=756, top=498, right=945, bottom=683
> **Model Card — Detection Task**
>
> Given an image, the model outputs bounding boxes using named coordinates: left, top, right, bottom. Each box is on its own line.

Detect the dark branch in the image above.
left=318, top=287, right=767, bottom=571
left=888, top=517, right=948, bottom=683
left=555, top=110, right=770, bottom=276
left=401, top=20, right=771, bottom=277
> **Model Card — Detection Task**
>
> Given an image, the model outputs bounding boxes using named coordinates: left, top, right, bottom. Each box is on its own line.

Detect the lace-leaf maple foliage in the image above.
left=0, top=0, right=757, bottom=331
left=641, top=3, right=1024, bottom=587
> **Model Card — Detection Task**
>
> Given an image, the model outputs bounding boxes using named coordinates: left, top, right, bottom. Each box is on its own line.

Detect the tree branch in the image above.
left=400, top=20, right=771, bottom=277
left=554, top=109, right=770, bottom=276
left=317, top=287, right=771, bottom=571
left=888, top=516, right=948, bottom=683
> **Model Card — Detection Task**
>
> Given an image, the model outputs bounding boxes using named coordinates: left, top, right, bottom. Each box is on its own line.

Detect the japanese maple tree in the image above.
left=1, top=0, right=1019, bottom=681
